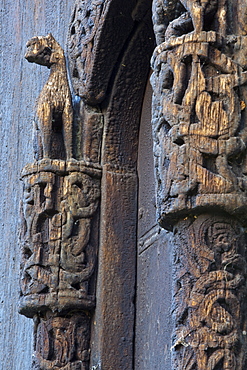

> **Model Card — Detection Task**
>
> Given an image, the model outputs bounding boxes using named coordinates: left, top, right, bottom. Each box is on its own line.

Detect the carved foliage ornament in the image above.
left=151, top=0, right=247, bottom=230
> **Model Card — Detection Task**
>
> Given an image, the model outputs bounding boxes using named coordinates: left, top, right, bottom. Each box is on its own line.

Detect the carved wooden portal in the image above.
left=19, top=1, right=154, bottom=369
left=18, top=0, right=247, bottom=368
left=151, top=0, right=247, bottom=368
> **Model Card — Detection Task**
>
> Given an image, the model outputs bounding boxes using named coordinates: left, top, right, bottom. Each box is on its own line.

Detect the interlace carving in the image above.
left=151, top=2, right=247, bottom=369
left=19, top=161, right=101, bottom=316
left=172, top=215, right=247, bottom=370
left=20, top=33, right=102, bottom=369
left=68, top=0, right=105, bottom=99
left=33, top=313, right=90, bottom=370
left=151, top=0, right=247, bottom=229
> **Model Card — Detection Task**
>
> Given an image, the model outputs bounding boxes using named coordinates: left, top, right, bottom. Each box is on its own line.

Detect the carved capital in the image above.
left=33, top=313, right=91, bottom=370
left=19, top=159, right=101, bottom=368
left=151, top=2, right=247, bottom=369
left=151, top=1, right=247, bottom=230
left=19, top=159, right=101, bottom=317
left=20, top=30, right=105, bottom=369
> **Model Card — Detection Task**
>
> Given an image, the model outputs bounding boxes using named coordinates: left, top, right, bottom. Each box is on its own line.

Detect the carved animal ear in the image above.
left=46, top=33, right=55, bottom=48
left=47, top=33, right=54, bottom=41
left=49, top=51, right=60, bottom=64
left=46, top=33, right=60, bottom=64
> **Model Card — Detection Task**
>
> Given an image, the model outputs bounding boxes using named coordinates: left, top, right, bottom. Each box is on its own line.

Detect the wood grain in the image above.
left=151, top=1, right=247, bottom=368
left=20, top=31, right=101, bottom=368
left=172, top=215, right=247, bottom=369
left=0, top=1, right=74, bottom=368
left=152, top=0, right=247, bottom=230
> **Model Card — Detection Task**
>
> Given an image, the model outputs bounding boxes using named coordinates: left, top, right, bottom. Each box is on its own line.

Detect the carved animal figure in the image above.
left=156, top=0, right=220, bottom=40
left=25, top=33, right=73, bottom=159
left=180, top=0, right=218, bottom=33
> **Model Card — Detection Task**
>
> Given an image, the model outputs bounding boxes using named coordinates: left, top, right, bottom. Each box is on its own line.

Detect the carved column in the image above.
left=20, top=161, right=101, bottom=369
left=19, top=34, right=102, bottom=370
left=67, top=1, right=154, bottom=368
left=151, top=0, right=247, bottom=368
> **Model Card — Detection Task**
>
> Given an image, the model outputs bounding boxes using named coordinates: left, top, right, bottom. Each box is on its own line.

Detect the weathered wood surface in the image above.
left=135, top=81, right=173, bottom=369
left=18, top=1, right=155, bottom=369
left=33, top=312, right=91, bottom=369
left=89, top=2, right=155, bottom=368
left=20, top=30, right=102, bottom=368
left=68, top=0, right=152, bottom=104
left=151, top=0, right=247, bottom=369
left=172, top=215, right=247, bottom=369
left=25, top=34, right=74, bottom=160
left=19, top=160, right=101, bottom=317
left=152, top=0, right=247, bottom=230
left=0, top=1, right=74, bottom=368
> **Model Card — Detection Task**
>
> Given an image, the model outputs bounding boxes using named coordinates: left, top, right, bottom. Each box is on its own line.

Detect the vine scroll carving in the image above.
left=151, top=0, right=247, bottom=369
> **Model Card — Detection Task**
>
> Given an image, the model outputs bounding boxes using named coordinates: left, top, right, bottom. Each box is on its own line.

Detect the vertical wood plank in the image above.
left=0, top=1, right=73, bottom=368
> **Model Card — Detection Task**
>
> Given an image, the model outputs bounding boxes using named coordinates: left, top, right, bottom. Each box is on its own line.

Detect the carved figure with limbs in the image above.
left=25, top=33, right=73, bottom=160
left=154, top=0, right=225, bottom=41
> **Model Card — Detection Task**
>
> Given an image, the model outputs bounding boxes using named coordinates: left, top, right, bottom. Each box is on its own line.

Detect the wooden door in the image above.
left=135, top=81, right=173, bottom=369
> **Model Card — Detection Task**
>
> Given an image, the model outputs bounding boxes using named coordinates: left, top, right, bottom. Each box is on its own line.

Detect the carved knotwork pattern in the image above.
left=68, top=0, right=105, bottom=97
left=19, top=160, right=101, bottom=316
left=151, top=1, right=247, bottom=229
left=172, top=215, right=247, bottom=370
left=33, top=313, right=90, bottom=370
left=21, top=30, right=104, bottom=369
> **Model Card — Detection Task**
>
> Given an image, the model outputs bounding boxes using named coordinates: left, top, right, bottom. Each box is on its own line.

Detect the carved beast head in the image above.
left=25, top=33, right=63, bottom=68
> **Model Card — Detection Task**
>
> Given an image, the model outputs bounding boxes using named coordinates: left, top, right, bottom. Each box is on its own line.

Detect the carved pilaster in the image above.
left=151, top=0, right=247, bottom=368
left=19, top=160, right=101, bottom=369
left=33, top=313, right=91, bottom=370
left=19, top=33, right=102, bottom=370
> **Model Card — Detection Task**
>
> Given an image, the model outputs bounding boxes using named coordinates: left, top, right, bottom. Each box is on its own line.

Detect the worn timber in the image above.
left=20, top=33, right=101, bottom=369
left=19, top=0, right=155, bottom=369
left=151, top=0, right=247, bottom=369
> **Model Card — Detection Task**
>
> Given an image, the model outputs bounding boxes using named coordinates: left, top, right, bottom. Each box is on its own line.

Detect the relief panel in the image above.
left=151, top=0, right=247, bottom=230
